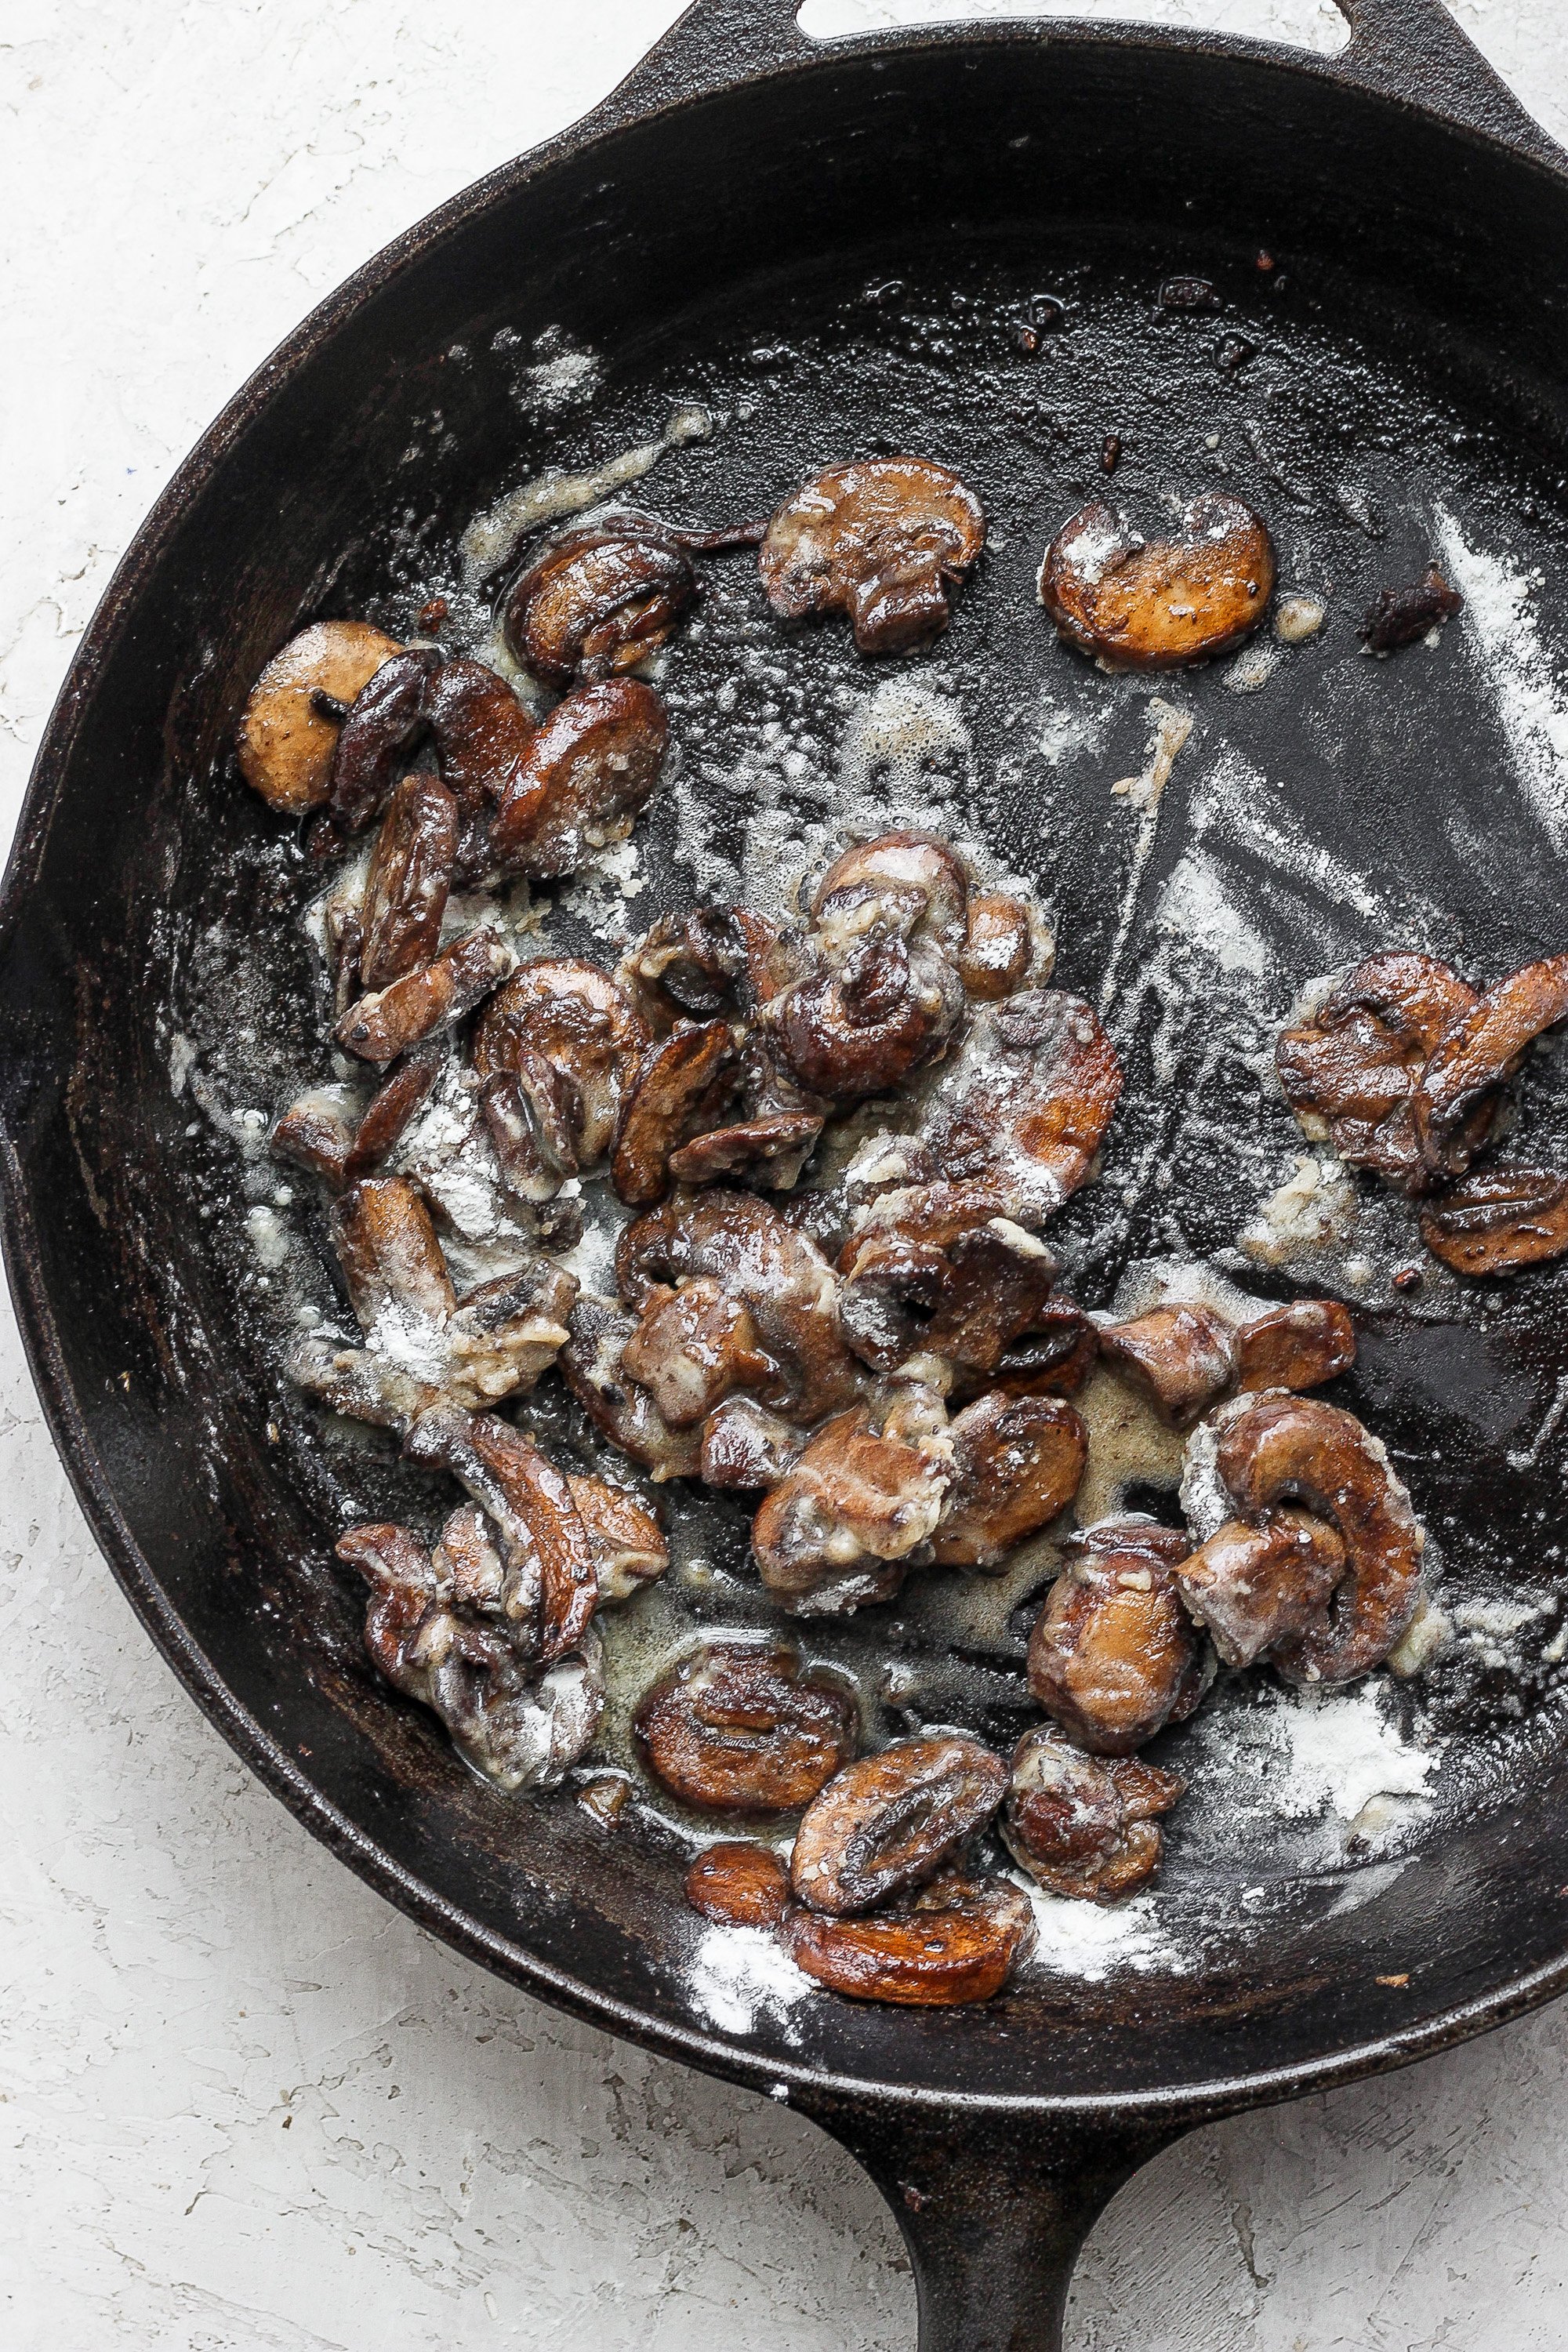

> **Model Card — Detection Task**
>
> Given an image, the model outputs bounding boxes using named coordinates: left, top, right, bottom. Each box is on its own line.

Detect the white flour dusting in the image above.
left=685, top=1924, right=814, bottom=2036
left=1016, top=1882, right=1183, bottom=1980
left=1191, top=1682, right=1441, bottom=1861
left=1434, top=508, right=1568, bottom=851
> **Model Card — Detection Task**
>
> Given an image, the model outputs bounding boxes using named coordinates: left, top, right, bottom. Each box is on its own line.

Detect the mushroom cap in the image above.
left=760, top=457, right=985, bottom=655
left=503, top=525, right=697, bottom=688
left=238, top=619, right=403, bottom=812
left=1039, top=493, right=1274, bottom=670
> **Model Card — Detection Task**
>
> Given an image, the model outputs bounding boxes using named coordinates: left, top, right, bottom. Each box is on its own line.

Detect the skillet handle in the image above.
left=1331, top=0, right=1562, bottom=165
left=791, top=2088, right=1192, bottom=2350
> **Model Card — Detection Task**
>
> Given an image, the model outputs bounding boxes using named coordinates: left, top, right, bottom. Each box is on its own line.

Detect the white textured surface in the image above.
left=5, top=5, right=1568, bottom=2347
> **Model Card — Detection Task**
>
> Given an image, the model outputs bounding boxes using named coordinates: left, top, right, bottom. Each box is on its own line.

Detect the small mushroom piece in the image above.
left=611, top=1022, right=740, bottom=1207
left=956, top=891, right=1048, bottom=1000
left=789, top=1734, right=1007, bottom=1915
left=1206, top=1390, right=1424, bottom=1683
left=759, top=457, right=985, bottom=657
left=558, top=1294, right=705, bottom=1481
left=333, top=1171, right=457, bottom=1338
left=989, top=1305, right=1102, bottom=1402
left=699, top=1396, right=809, bottom=1490
left=666, top=1109, right=826, bottom=1189
left=634, top=1640, right=856, bottom=1813
left=1027, top=1518, right=1200, bottom=1755
left=1003, top=1727, right=1184, bottom=1902
left=1361, top=564, right=1463, bottom=654
left=238, top=619, right=404, bottom=813
left=768, top=918, right=966, bottom=1103
left=1277, top=953, right=1482, bottom=1187
left=1174, top=1508, right=1347, bottom=1668
left=565, top=1473, right=670, bottom=1601
left=1039, top=493, right=1275, bottom=670
left=423, top=656, right=536, bottom=815
left=342, top=1050, right=445, bottom=1182
left=684, top=1842, right=791, bottom=1928
left=621, top=1278, right=777, bottom=1428
left=405, top=1405, right=598, bottom=1664
left=487, top=677, right=669, bottom=878
left=782, top=1875, right=1035, bottom=2006
left=474, top=958, right=650, bottom=1169
left=272, top=1086, right=359, bottom=1187
left=358, top=774, right=459, bottom=989
left=328, top=645, right=444, bottom=833
left=811, top=832, right=971, bottom=959
left=837, top=1209, right=1061, bottom=1379
left=1418, top=1165, right=1568, bottom=1276
left=1098, top=1303, right=1239, bottom=1430
left=925, top=990, right=1124, bottom=1220
left=503, top=526, right=697, bottom=688
left=1414, top=953, right=1568, bottom=1178
left=751, top=1405, right=950, bottom=1616
left=1234, top=1298, right=1356, bottom=1393
left=929, top=1391, right=1089, bottom=1569
left=335, top=927, right=517, bottom=1066
left=478, top=1053, right=582, bottom=1203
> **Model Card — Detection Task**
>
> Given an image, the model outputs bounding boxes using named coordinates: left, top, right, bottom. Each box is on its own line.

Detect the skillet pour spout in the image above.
left=6, top=0, right=1568, bottom=2347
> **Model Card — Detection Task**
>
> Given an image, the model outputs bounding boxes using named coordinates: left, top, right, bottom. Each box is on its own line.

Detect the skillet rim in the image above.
left=6, top=9, right=1568, bottom=2125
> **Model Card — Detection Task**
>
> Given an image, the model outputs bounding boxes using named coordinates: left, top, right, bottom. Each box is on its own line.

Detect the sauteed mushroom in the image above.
left=474, top=958, right=650, bottom=1170
left=423, top=655, right=537, bottom=813
left=751, top=1400, right=950, bottom=1614
left=1235, top=1298, right=1356, bottom=1393
left=328, top=645, right=444, bottom=833
left=1174, top=1508, right=1347, bottom=1669
left=1004, top=1727, right=1184, bottom=1901
left=782, top=1874, right=1034, bottom=2005
left=1277, top=952, right=1482, bottom=1187
left=488, top=678, right=669, bottom=878
left=789, top=1733, right=1007, bottom=1914
left=620, top=1278, right=779, bottom=1429
left=1414, top=953, right=1568, bottom=1177
left=504, top=525, right=697, bottom=687
left=930, top=1390, right=1088, bottom=1568
left=1028, top=1518, right=1202, bottom=1755
left=566, top=1473, right=670, bottom=1601
left=812, top=833, right=970, bottom=959
left=335, top=927, right=516, bottom=1066
left=611, top=1020, right=740, bottom=1206
left=558, top=1294, right=705, bottom=1481
left=759, top=457, right=985, bottom=657
left=358, top=774, right=459, bottom=989
left=925, top=989, right=1124, bottom=1218
left=1361, top=564, right=1463, bottom=654
left=699, top=1396, right=809, bottom=1490
left=238, top=619, right=403, bottom=813
left=343, top=1050, right=447, bottom=1183
left=956, top=891, right=1048, bottom=1000
left=837, top=1206, right=1060, bottom=1380
left=1418, top=1166, right=1568, bottom=1276
left=405, top=1404, right=598, bottom=1663
left=1039, top=493, right=1274, bottom=670
left=634, top=1639, right=855, bottom=1813
left=1192, top=1390, right=1424, bottom=1683
left=1098, top=1303, right=1238, bottom=1430
left=685, top=1842, right=791, bottom=1928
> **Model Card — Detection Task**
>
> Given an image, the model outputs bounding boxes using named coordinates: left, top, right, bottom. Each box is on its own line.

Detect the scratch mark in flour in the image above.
left=1098, top=698, right=1193, bottom=1016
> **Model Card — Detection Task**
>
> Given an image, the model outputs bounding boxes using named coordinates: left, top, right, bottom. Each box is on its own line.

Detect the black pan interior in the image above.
left=9, top=31, right=1568, bottom=2108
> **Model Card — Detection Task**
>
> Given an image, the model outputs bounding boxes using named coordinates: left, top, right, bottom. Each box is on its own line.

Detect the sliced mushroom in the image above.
left=837, top=1207, right=1061, bottom=1380
left=811, top=833, right=971, bottom=959
left=1027, top=1518, right=1202, bottom=1755
left=358, top=774, right=459, bottom=989
left=503, top=525, right=697, bottom=688
left=1361, top=564, right=1463, bottom=654
left=924, top=990, right=1124, bottom=1218
left=788, top=1734, right=1007, bottom=1915
left=1414, top=953, right=1568, bottom=1178
left=1003, top=1726, right=1184, bottom=1902
left=1277, top=953, right=1482, bottom=1187
left=929, top=1391, right=1089, bottom=1569
left=478, top=1053, right=582, bottom=1202
left=405, top=1404, right=598, bottom=1664
left=782, top=1875, right=1034, bottom=2005
left=558, top=1294, right=705, bottom=1481
left=621, top=1278, right=778, bottom=1428
left=328, top=645, right=444, bottom=833
left=1200, top=1390, right=1424, bottom=1683
left=238, top=619, right=403, bottom=813
left=1235, top=1298, right=1356, bottom=1392
left=335, top=927, right=517, bottom=1067
left=666, top=1109, right=826, bottom=1190
left=751, top=1399, right=951, bottom=1615
left=271, top=1086, right=359, bottom=1188
left=343, top=1049, right=445, bottom=1183
left=623, top=904, right=808, bottom=1033
left=1418, top=1165, right=1568, bottom=1276
left=956, top=891, right=1048, bottom=1000
left=684, top=1842, right=791, bottom=1928
left=611, top=1022, right=740, bottom=1207
left=759, top=458, right=985, bottom=657
left=768, top=927, right=965, bottom=1102
left=1039, top=493, right=1274, bottom=670
left=1098, top=1303, right=1239, bottom=1430
left=1174, top=1508, right=1347, bottom=1669
left=423, top=656, right=536, bottom=814
left=634, top=1640, right=855, bottom=1813
left=699, top=1396, right=809, bottom=1490
left=565, top=1473, right=670, bottom=1602
left=474, top=959, right=650, bottom=1169
left=487, top=678, right=669, bottom=879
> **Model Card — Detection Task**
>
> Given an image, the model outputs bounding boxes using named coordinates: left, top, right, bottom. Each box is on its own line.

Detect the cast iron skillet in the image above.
left=6, top=2, right=1568, bottom=2342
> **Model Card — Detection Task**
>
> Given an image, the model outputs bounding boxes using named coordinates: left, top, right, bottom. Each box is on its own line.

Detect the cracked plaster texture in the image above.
left=4, top=4, right=1568, bottom=2347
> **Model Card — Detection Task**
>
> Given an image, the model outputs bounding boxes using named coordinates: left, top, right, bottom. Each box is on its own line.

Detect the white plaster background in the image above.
left=5, top=4, right=1568, bottom=2346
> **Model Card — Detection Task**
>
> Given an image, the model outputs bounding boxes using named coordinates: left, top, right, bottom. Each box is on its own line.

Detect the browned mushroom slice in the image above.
left=422, top=656, right=535, bottom=813
left=1277, top=953, right=1482, bottom=1187
left=488, top=678, right=669, bottom=878
left=1414, top=953, right=1568, bottom=1178
left=1038, top=493, right=1274, bottom=670
left=769, top=931, right=965, bottom=1102
left=1361, top=564, right=1463, bottom=654
left=335, top=927, right=517, bottom=1065
left=621, top=1278, right=778, bottom=1428
left=1027, top=1518, right=1200, bottom=1755
left=406, top=1404, right=598, bottom=1663
left=334, top=1173, right=457, bottom=1336
left=1234, top=1298, right=1356, bottom=1392
left=611, top=1022, right=740, bottom=1206
left=811, top=832, right=971, bottom=957
left=558, top=1294, right=705, bottom=1480
left=238, top=619, right=404, bottom=813
left=503, top=526, right=698, bottom=688
left=1003, top=1726, right=1184, bottom=1902
left=272, top=1087, right=358, bottom=1186
left=634, top=1640, right=856, bottom=1813
left=342, top=1051, right=445, bottom=1183
left=782, top=1875, right=1035, bottom=2005
left=666, top=1109, right=826, bottom=1189
left=838, top=1207, right=1058, bottom=1379
left=328, top=645, right=444, bottom=833
left=1098, top=1303, right=1239, bottom=1430
left=1418, top=1166, right=1568, bottom=1276
left=478, top=1054, right=582, bottom=1203
left=989, top=1305, right=1102, bottom=1401
left=925, top=990, right=1124, bottom=1217
left=685, top=1842, right=791, bottom=1928
left=474, top=958, right=649, bottom=1168
left=564, top=1473, right=669, bottom=1601
left=445, top=1258, right=580, bottom=1404
left=759, top=458, right=985, bottom=657
left=956, top=891, right=1043, bottom=1000
left=930, top=1392, right=1088, bottom=1569
left=752, top=1406, right=948, bottom=1614
left=699, top=1396, right=809, bottom=1490
left=789, top=1735, right=1007, bottom=1915
left=1207, top=1391, right=1423, bottom=1683
left=1174, top=1508, right=1346, bottom=1668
